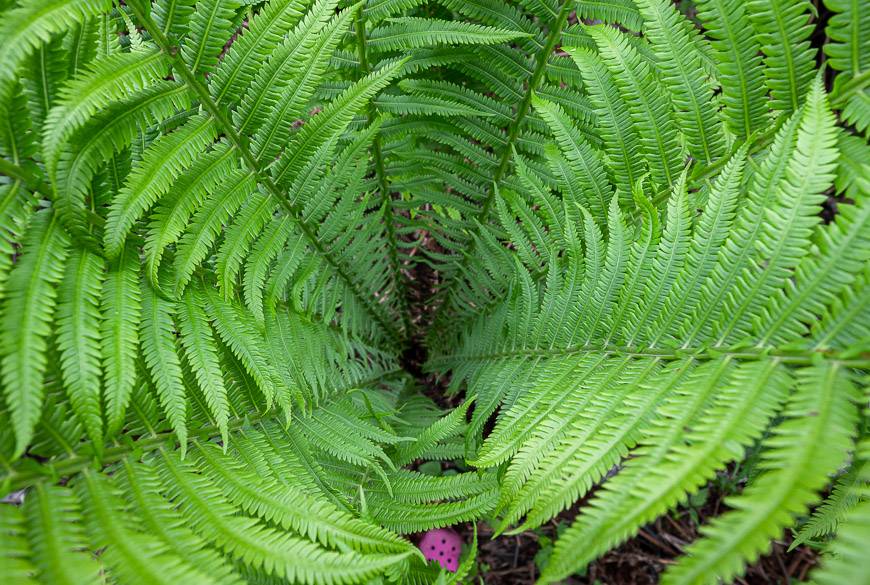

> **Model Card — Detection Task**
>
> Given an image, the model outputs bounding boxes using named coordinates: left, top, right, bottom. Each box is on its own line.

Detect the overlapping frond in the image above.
left=433, top=75, right=870, bottom=584
left=1, top=1, right=868, bottom=584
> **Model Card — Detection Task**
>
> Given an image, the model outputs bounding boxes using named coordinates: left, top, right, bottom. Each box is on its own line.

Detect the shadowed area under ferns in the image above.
left=464, top=494, right=821, bottom=584
left=0, top=0, right=868, bottom=584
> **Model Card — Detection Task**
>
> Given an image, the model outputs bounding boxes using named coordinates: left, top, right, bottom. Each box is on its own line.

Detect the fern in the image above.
left=1, top=1, right=868, bottom=584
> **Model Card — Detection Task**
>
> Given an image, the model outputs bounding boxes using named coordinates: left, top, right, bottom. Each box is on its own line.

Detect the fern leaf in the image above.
left=755, top=186, right=870, bottom=345
left=153, top=0, right=197, bottom=39
left=810, top=439, right=870, bottom=585
left=104, top=113, right=217, bottom=259
left=0, top=503, right=39, bottom=584
left=810, top=264, right=870, bottom=351
left=178, top=287, right=230, bottom=446
left=661, top=363, right=860, bottom=585
left=192, top=440, right=413, bottom=553
left=145, top=141, right=237, bottom=287
left=210, top=0, right=306, bottom=104
left=695, top=0, right=770, bottom=140
left=748, top=0, right=816, bottom=114
left=140, top=278, right=188, bottom=452
left=271, top=59, right=404, bottom=187
left=204, top=288, right=278, bottom=408
left=1, top=209, right=69, bottom=457
left=216, top=192, right=278, bottom=296
left=155, top=452, right=411, bottom=584
left=576, top=0, right=644, bottom=30
left=364, top=0, right=427, bottom=22
left=54, top=81, right=192, bottom=244
left=367, top=18, right=529, bottom=52
left=250, top=1, right=353, bottom=163
left=553, top=359, right=788, bottom=582
left=532, top=95, right=613, bottom=223
left=171, top=169, right=256, bottom=295
left=78, top=469, right=222, bottom=585
left=0, top=0, right=112, bottom=83
left=538, top=357, right=727, bottom=582
left=181, top=0, right=244, bottom=77
left=23, top=484, right=102, bottom=585
left=369, top=491, right=499, bottom=534
left=394, top=399, right=473, bottom=465
left=636, top=0, right=725, bottom=164
left=604, top=186, right=661, bottom=342
left=101, top=244, right=141, bottom=435
left=243, top=216, right=295, bottom=322
left=586, top=23, right=685, bottom=194
left=712, top=76, right=838, bottom=345
left=622, top=172, right=693, bottom=345
left=648, top=147, right=747, bottom=343
left=231, top=0, right=339, bottom=137
left=497, top=357, right=664, bottom=531
left=790, top=461, right=866, bottom=549
left=43, top=46, right=170, bottom=175
left=568, top=46, right=645, bottom=205
left=679, top=107, right=803, bottom=344
left=118, top=458, right=246, bottom=585
left=56, top=248, right=105, bottom=450
left=22, top=36, right=71, bottom=133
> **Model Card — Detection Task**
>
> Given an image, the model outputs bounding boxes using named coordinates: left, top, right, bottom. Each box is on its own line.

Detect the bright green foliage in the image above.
left=0, top=1, right=868, bottom=585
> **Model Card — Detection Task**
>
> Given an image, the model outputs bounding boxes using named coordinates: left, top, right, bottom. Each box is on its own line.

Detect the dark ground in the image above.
left=463, top=501, right=819, bottom=585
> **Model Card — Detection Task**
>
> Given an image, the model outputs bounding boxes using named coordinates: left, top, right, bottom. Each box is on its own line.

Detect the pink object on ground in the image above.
left=419, top=528, right=463, bottom=571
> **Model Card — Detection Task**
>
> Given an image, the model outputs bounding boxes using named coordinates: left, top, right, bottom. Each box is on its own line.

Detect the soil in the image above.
left=462, top=498, right=819, bottom=585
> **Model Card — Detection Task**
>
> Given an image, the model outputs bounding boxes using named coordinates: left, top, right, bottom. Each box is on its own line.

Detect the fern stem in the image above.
left=831, top=69, right=870, bottom=107
left=432, top=0, right=574, bottom=324
left=125, top=0, right=404, bottom=346
left=0, top=157, right=51, bottom=196
left=354, top=14, right=412, bottom=338
left=688, top=118, right=782, bottom=185
left=0, top=158, right=108, bottom=232
left=429, top=343, right=870, bottom=369
left=0, top=368, right=405, bottom=493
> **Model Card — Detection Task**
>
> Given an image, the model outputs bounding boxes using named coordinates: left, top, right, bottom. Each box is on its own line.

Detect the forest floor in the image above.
left=465, top=498, right=819, bottom=584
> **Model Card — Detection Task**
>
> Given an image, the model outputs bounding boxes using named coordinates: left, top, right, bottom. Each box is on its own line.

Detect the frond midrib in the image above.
left=125, top=0, right=405, bottom=346
left=430, top=0, right=576, bottom=323
left=0, top=368, right=405, bottom=493
left=430, top=342, right=870, bottom=369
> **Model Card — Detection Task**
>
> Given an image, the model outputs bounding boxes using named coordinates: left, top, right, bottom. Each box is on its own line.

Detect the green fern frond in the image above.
left=635, top=0, right=726, bottom=164
left=140, top=277, right=189, bottom=452
left=2, top=2, right=868, bottom=584
left=100, top=244, right=142, bottom=435
left=24, top=484, right=103, bottom=585
left=181, top=0, right=244, bottom=77
left=56, top=248, right=105, bottom=450
left=178, top=288, right=231, bottom=446
left=790, top=460, right=867, bottom=549
left=747, top=0, right=817, bottom=114
left=1, top=209, right=69, bottom=457
left=585, top=23, right=685, bottom=193
left=104, top=113, right=217, bottom=259
left=367, top=18, right=529, bottom=52
left=695, top=0, right=770, bottom=140
left=0, top=0, right=112, bottom=82
left=661, top=363, right=860, bottom=585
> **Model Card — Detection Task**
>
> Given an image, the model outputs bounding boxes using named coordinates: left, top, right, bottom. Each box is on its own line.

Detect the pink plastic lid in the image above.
left=419, top=528, right=463, bottom=572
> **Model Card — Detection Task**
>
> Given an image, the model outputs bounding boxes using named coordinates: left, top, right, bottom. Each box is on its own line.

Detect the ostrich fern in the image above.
left=0, top=0, right=868, bottom=584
